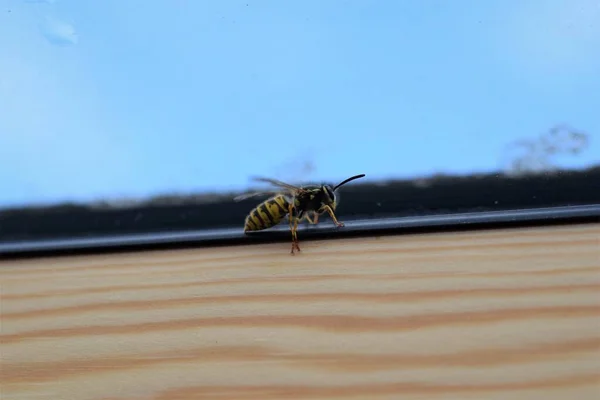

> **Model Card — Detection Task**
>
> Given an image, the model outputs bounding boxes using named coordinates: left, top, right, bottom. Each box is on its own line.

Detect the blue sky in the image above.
left=1, top=0, right=599, bottom=207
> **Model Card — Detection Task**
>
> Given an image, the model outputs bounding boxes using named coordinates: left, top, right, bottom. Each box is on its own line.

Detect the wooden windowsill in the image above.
left=2, top=223, right=599, bottom=399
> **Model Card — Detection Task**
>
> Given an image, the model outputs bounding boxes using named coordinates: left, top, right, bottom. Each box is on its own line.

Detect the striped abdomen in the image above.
left=244, top=194, right=291, bottom=232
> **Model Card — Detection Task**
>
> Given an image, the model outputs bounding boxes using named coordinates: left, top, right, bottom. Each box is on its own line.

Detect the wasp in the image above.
left=234, top=174, right=366, bottom=254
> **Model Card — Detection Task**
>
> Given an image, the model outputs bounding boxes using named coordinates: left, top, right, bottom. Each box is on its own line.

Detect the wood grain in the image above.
left=1, top=223, right=599, bottom=400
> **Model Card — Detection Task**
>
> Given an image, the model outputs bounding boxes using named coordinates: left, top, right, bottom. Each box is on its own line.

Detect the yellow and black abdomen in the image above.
left=244, top=195, right=291, bottom=232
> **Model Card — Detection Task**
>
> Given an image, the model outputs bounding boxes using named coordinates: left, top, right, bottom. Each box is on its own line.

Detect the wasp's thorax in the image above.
left=293, top=185, right=333, bottom=214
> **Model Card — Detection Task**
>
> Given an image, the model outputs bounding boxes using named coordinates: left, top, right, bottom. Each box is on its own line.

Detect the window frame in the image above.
left=1, top=167, right=599, bottom=258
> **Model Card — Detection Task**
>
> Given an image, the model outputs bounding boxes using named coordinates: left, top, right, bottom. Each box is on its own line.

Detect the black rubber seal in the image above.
left=1, top=204, right=598, bottom=260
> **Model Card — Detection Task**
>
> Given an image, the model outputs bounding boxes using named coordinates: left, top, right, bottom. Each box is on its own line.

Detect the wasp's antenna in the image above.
left=333, top=174, right=365, bottom=191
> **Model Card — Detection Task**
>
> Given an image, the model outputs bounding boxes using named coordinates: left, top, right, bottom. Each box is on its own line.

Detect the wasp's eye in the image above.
left=324, top=186, right=335, bottom=201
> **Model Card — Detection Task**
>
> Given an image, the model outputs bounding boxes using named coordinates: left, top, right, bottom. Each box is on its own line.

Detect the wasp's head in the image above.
left=320, top=173, right=365, bottom=213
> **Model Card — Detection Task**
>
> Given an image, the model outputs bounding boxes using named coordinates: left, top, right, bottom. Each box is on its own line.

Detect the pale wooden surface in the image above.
left=1, top=223, right=599, bottom=400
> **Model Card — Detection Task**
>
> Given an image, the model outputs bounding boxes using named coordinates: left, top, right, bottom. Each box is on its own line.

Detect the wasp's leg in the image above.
left=322, top=205, right=344, bottom=227
left=304, top=211, right=319, bottom=224
left=292, top=216, right=301, bottom=253
left=288, top=205, right=301, bottom=254
left=312, top=212, right=319, bottom=224
left=289, top=216, right=301, bottom=254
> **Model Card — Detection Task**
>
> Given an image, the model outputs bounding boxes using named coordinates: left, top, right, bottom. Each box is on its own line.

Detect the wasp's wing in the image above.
left=249, top=176, right=305, bottom=192
left=233, top=190, right=281, bottom=202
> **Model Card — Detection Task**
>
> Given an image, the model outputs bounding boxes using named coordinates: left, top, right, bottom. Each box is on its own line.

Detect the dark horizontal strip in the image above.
left=1, top=204, right=598, bottom=259
left=1, top=167, right=599, bottom=243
